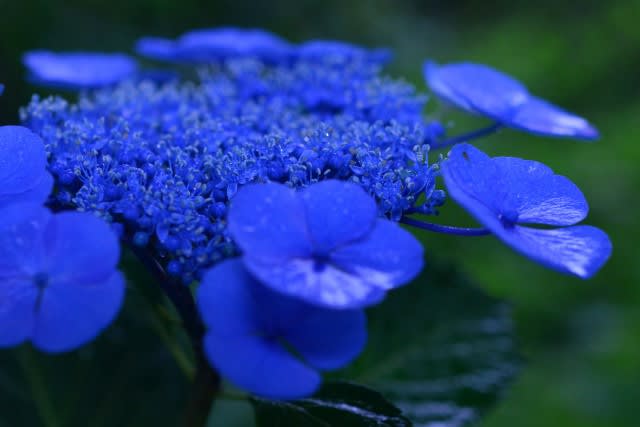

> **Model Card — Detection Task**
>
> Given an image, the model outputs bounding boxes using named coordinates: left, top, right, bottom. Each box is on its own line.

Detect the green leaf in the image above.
left=342, top=261, right=521, bottom=427
left=252, top=381, right=412, bottom=427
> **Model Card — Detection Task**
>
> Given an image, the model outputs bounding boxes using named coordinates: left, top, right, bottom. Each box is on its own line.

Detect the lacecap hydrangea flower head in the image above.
left=0, top=26, right=611, bottom=403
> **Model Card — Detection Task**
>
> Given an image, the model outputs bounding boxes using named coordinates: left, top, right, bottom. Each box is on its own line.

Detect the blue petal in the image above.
left=31, top=272, right=125, bottom=353
left=0, top=279, right=38, bottom=348
left=0, top=84, right=4, bottom=96
left=197, top=259, right=260, bottom=336
left=244, top=256, right=387, bottom=309
left=283, top=307, right=366, bottom=371
left=494, top=225, right=612, bottom=279
left=425, top=61, right=529, bottom=119
left=508, top=97, right=600, bottom=140
left=330, top=219, right=424, bottom=293
left=204, top=333, right=320, bottom=400
left=23, top=51, right=137, bottom=89
left=45, top=212, right=121, bottom=284
left=0, top=126, right=51, bottom=206
left=439, top=143, right=500, bottom=226
left=442, top=144, right=589, bottom=226
left=491, top=156, right=588, bottom=226
left=228, top=183, right=312, bottom=259
left=0, top=203, right=50, bottom=278
left=296, top=40, right=391, bottom=64
left=300, top=180, right=377, bottom=254
left=178, top=27, right=292, bottom=63
left=7, top=172, right=53, bottom=207
left=134, top=37, right=179, bottom=61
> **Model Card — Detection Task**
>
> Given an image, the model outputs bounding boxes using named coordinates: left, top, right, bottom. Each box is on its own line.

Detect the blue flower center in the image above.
left=498, top=209, right=519, bottom=227
left=312, top=254, right=331, bottom=272
left=33, top=272, right=49, bottom=290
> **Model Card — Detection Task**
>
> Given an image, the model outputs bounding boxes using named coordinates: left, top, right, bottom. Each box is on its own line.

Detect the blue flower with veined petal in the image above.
left=228, top=180, right=424, bottom=309
left=441, top=143, right=611, bottom=278
left=0, top=126, right=52, bottom=208
left=23, top=51, right=137, bottom=89
left=135, top=27, right=292, bottom=64
left=0, top=203, right=125, bottom=352
left=424, top=61, right=599, bottom=140
left=197, top=259, right=366, bottom=399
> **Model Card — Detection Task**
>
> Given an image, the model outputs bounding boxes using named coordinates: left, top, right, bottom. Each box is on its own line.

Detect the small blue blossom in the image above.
left=197, top=259, right=366, bottom=399
left=135, top=37, right=179, bottom=62
left=23, top=51, right=138, bottom=89
left=296, top=40, right=391, bottom=64
left=0, top=203, right=125, bottom=352
left=0, top=84, right=4, bottom=96
left=424, top=62, right=599, bottom=140
left=228, top=180, right=424, bottom=308
left=440, top=143, right=611, bottom=278
left=0, top=126, right=52, bottom=207
left=136, top=27, right=292, bottom=64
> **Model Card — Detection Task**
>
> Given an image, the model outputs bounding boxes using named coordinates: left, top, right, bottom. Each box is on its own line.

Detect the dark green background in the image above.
left=1, top=1, right=638, bottom=426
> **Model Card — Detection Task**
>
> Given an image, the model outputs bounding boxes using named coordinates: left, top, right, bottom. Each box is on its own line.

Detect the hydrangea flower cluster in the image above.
left=22, top=43, right=437, bottom=284
left=0, top=27, right=612, bottom=402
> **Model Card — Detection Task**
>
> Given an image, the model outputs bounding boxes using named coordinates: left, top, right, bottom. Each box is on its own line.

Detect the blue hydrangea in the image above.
left=1, top=26, right=614, bottom=405
left=23, top=51, right=138, bottom=89
left=0, top=126, right=52, bottom=208
left=228, top=180, right=424, bottom=308
left=0, top=203, right=125, bottom=352
left=440, top=143, right=611, bottom=278
left=21, top=54, right=440, bottom=284
left=197, top=259, right=366, bottom=399
left=425, top=62, right=599, bottom=140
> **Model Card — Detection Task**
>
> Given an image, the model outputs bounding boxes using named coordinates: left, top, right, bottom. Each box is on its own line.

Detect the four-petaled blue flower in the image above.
left=23, top=51, right=137, bottom=89
left=0, top=126, right=52, bottom=208
left=0, top=203, right=125, bottom=352
left=424, top=62, right=599, bottom=140
left=136, top=27, right=292, bottom=64
left=441, top=143, right=611, bottom=278
left=197, top=259, right=366, bottom=400
left=228, top=180, right=424, bottom=309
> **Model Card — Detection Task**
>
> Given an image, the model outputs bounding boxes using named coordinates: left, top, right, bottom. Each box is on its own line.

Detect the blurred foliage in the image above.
left=1, top=0, right=638, bottom=426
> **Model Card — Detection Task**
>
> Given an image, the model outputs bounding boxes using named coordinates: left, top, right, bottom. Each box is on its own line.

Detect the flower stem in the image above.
left=432, top=122, right=503, bottom=149
left=400, top=216, right=491, bottom=236
left=183, top=353, right=222, bottom=427
left=17, top=347, right=60, bottom=427
left=128, top=245, right=221, bottom=427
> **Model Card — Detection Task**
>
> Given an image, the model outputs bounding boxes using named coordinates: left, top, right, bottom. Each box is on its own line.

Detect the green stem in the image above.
left=129, top=245, right=221, bottom=427
left=17, top=347, right=60, bottom=427
left=182, top=353, right=222, bottom=427
left=146, top=303, right=196, bottom=379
